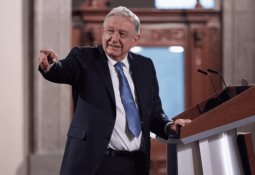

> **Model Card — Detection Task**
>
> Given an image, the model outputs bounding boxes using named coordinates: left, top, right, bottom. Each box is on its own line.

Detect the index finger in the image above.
left=40, top=49, right=58, bottom=59
left=40, top=49, right=51, bottom=55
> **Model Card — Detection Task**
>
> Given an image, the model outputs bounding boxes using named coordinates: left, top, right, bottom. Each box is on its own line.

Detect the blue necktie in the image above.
left=115, top=62, right=141, bottom=137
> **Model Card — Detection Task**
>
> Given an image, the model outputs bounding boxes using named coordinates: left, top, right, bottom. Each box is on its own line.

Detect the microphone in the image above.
left=207, top=68, right=231, bottom=98
left=197, top=69, right=221, bottom=103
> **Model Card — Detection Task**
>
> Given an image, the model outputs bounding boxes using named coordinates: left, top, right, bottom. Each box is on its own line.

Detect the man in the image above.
left=39, top=6, right=191, bottom=175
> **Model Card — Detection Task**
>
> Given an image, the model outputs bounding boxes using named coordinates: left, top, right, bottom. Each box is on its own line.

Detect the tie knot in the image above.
left=115, top=62, right=125, bottom=74
left=115, top=62, right=123, bottom=69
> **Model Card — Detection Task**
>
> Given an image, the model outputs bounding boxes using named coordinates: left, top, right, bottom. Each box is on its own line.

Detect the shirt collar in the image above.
left=106, top=54, right=129, bottom=69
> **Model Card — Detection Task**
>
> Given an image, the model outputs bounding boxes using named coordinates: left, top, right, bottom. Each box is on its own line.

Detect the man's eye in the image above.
left=120, top=32, right=126, bottom=37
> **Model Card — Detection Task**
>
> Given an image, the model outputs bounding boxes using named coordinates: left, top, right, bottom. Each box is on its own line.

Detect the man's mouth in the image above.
left=108, top=44, right=121, bottom=48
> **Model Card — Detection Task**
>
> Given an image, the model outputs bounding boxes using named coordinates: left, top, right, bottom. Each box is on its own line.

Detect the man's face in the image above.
left=102, top=15, right=140, bottom=61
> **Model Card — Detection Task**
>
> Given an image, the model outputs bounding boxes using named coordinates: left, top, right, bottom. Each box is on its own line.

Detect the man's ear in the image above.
left=134, top=34, right=141, bottom=43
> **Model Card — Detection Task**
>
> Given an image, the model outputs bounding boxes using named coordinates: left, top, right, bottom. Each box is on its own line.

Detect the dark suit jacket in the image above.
left=39, top=45, right=170, bottom=175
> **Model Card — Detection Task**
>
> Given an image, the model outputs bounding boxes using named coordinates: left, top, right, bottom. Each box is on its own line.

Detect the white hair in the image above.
left=103, top=6, right=141, bottom=34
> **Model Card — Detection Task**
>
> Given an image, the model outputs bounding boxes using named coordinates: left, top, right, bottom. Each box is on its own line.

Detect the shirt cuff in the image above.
left=39, top=62, right=55, bottom=73
left=164, top=120, right=173, bottom=134
left=45, top=63, right=55, bottom=72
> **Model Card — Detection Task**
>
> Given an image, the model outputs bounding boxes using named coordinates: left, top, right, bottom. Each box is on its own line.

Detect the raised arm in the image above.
left=38, top=48, right=81, bottom=85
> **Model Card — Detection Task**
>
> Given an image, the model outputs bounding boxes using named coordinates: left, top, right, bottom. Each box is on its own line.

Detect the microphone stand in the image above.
left=197, top=69, right=221, bottom=103
left=207, top=68, right=231, bottom=99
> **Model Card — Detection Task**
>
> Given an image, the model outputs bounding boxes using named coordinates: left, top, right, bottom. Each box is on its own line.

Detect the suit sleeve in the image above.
left=148, top=59, right=171, bottom=139
left=38, top=47, right=81, bottom=85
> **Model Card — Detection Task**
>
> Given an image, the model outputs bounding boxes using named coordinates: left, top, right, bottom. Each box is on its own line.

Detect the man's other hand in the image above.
left=171, top=119, right=192, bottom=134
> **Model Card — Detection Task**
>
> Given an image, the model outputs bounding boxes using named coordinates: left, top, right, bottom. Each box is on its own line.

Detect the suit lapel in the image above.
left=93, top=47, right=147, bottom=120
left=128, top=53, right=147, bottom=121
left=94, top=45, right=116, bottom=107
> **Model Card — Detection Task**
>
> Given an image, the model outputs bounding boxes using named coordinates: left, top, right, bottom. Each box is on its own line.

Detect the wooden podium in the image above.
left=162, top=85, right=255, bottom=175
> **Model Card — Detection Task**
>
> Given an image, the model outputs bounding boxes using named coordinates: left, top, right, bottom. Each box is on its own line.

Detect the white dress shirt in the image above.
left=106, top=54, right=142, bottom=151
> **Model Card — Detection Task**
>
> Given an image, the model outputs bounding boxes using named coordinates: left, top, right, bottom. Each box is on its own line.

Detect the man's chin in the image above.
left=106, top=48, right=119, bottom=54
left=106, top=51, right=121, bottom=60
left=109, top=55, right=121, bottom=61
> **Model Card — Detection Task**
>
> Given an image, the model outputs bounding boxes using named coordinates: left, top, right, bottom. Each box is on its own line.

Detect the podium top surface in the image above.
left=163, top=85, right=255, bottom=144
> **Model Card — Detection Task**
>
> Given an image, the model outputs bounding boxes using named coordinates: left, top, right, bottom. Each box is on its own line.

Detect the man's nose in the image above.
left=111, top=32, right=119, bottom=41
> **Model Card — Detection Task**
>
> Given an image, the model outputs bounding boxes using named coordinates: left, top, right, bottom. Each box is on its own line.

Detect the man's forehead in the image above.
left=105, top=24, right=129, bottom=31
left=104, top=16, right=135, bottom=30
left=105, top=15, right=133, bottom=24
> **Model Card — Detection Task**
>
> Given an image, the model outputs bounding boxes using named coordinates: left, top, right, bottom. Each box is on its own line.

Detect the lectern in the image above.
left=162, top=85, right=255, bottom=175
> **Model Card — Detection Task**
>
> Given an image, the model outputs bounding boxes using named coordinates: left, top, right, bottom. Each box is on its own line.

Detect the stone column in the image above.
left=223, top=0, right=255, bottom=150
left=0, top=0, right=28, bottom=174
left=30, top=0, right=72, bottom=174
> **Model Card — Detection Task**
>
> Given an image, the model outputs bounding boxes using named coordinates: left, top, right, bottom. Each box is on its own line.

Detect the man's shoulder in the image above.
left=129, top=51, right=153, bottom=65
left=70, top=45, right=99, bottom=55
left=129, top=51, right=149, bottom=59
left=68, top=45, right=104, bottom=62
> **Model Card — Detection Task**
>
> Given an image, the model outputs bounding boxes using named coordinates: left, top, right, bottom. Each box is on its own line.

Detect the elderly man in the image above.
left=38, top=6, right=191, bottom=175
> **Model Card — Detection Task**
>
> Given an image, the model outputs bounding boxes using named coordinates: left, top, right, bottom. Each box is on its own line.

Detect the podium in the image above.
left=162, top=85, right=255, bottom=175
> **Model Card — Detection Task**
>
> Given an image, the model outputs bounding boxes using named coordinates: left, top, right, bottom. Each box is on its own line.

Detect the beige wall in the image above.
left=0, top=0, right=28, bottom=175
left=223, top=0, right=255, bottom=85
left=30, top=0, right=72, bottom=174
